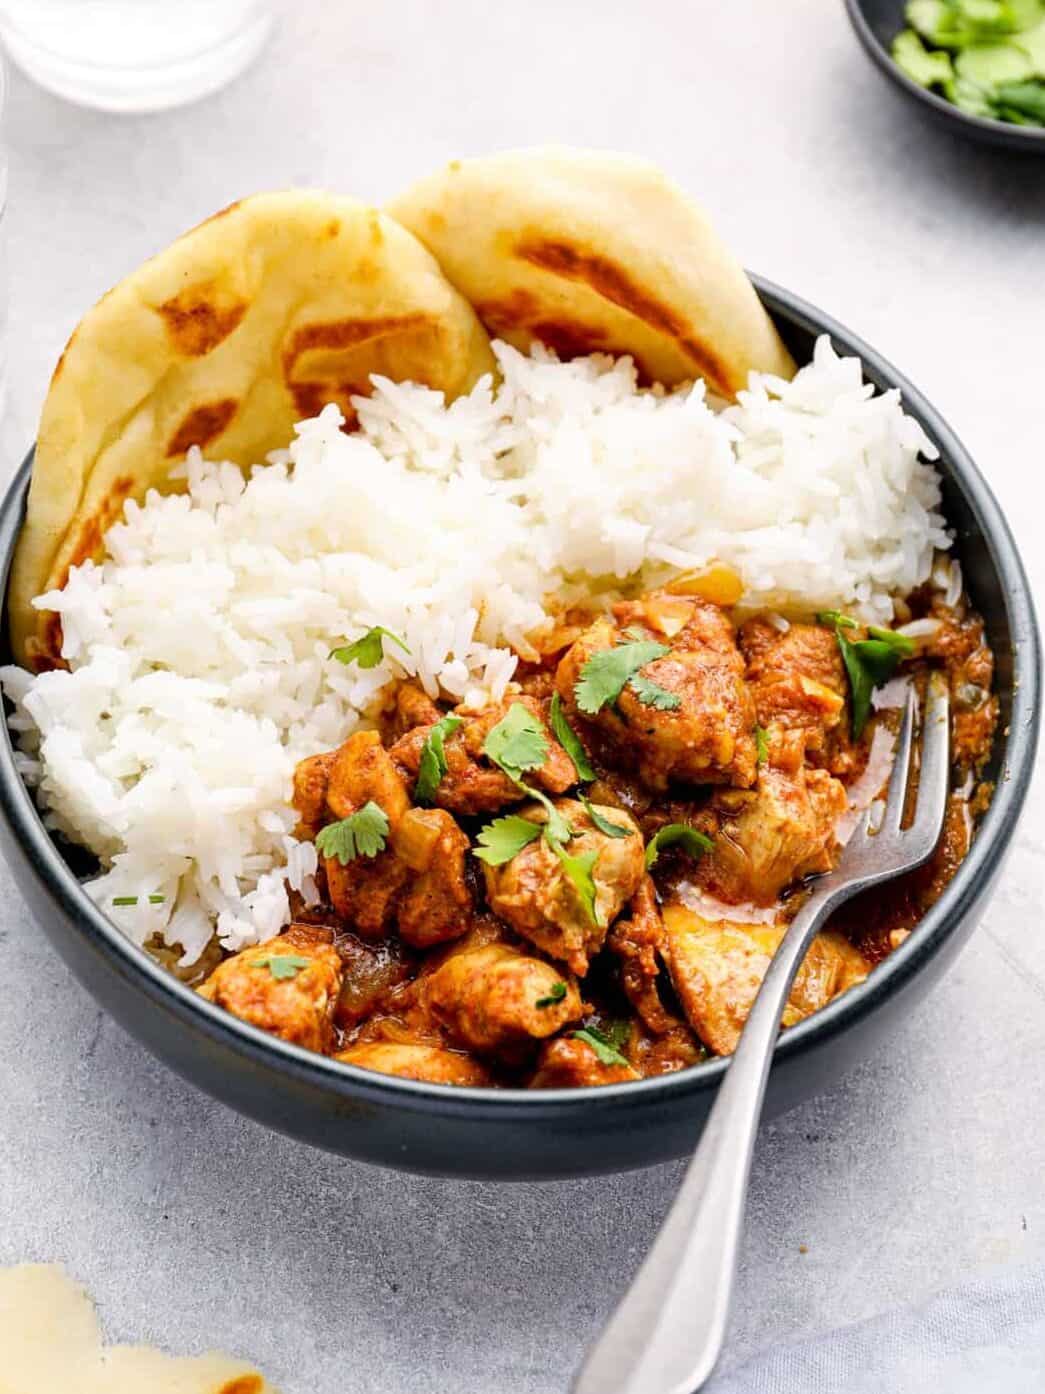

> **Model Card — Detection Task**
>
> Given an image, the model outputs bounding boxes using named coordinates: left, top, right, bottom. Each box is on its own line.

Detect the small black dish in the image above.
left=845, top=0, right=1045, bottom=152
left=0, top=278, right=1039, bottom=1180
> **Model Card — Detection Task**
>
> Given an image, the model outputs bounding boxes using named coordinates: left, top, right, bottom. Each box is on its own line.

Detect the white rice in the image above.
left=0, top=336, right=950, bottom=963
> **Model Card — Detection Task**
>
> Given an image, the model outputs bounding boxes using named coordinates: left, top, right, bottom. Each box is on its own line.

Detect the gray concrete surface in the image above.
left=0, top=2, right=1042, bottom=1390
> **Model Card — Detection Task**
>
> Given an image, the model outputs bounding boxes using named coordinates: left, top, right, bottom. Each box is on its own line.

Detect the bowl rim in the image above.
left=0, top=273, right=1039, bottom=1121
left=843, top=0, right=1045, bottom=149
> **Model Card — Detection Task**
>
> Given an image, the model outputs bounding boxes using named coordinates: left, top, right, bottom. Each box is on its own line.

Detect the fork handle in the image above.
left=572, top=882, right=852, bottom=1394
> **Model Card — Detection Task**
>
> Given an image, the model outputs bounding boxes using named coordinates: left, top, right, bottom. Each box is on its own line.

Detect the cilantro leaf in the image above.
left=574, top=641, right=670, bottom=715
left=867, top=625, right=916, bottom=657
left=819, top=615, right=915, bottom=738
left=579, top=793, right=632, bottom=839
left=755, top=725, right=769, bottom=766
left=482, top=702, right=549, bottom=781
left=253, top=953, right=312, bottom=981
left=816, top=609, right=858, bottom=630
left=552, top=844, right=601, bottom=926
left=644, top=824, right=714, bottom=870
left=473, top=814, right=542, bottom=866
left=523, top=784, right=575, bottom=846
left=111, top=894, right=166, bottom=907
left=330, top=626, right=410, bottom=670
left=549, top=692, right=595, bottom=781
left=628, top=672, right=682, bottom=711
left=315, top=801, right=390, bottom=863
left=572, top=1026, right=629, bottom=1068
left=535, top=981, right=568, bottom=1009
left=602, top=1019, right=632, bottom=1052
left=414, top=714, right=463, bottom=803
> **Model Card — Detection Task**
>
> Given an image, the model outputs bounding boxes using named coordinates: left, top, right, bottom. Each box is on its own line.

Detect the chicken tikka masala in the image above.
left=195, top=572, right=997, bottom=1089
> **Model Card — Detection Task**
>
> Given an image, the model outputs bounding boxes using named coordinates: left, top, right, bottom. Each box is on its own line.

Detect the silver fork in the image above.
left=574, top=673, right=950, bottom=1394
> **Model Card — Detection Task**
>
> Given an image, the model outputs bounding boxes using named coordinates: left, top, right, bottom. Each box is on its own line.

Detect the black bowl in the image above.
left=0, top=278, right=1039, bottom=1180
left=844, top=0, right=1045, bottom=152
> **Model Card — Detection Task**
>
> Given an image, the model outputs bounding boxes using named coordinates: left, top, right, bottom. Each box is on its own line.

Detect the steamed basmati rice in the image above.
left=1, top=336, right=949, bottom=963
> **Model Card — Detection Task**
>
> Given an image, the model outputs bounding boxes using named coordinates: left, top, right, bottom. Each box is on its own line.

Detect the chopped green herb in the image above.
left=815, top=609, right=858, bottom=630
left=644, top=823, right=714, bottom=870
left=994, top=80, right=1045, bottom=119
left=472, top=814, right=543, bottom=866
left=892, top=0, right=1045, bottom=127
left=574, top=640, right=670, bottom=715
left=524, top=784, right=575, bottom=846
left=819, top=614, right=915, bottom=739
left=482, top=702, right=549, bottom=781
left=579, top=793, right=632, bottom=839
left=253, top=953, right=312, bottom=981
left=330, top=626, right=410, bottom=670
left=572, top=1026, right=630, bottom=1068
left=628, top=672, right=682, bottom=711
left=535, top=982, right=568, bottom=1009
left=602, top=1018, right=632, bottom=1052
left=315, top=801, right=390, bottom=863
left=552, top=844, right=601, bottom=927
left=414, top=714, right=463, bottom=803
left=754, top=725, right=770, bottom=766
left=892, top=27, right=955, bottom=86
left=549, top=692, right=595, bottom=781
left=111, top=894, right=166, bottom=907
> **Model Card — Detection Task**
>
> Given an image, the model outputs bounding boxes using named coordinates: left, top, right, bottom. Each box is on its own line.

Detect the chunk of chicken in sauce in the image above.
left=696, top=762, right=847, bottom=906
left=336, top=1041, right=492, bottom=1086
left=662, top=905, right=870, bottom=1055
left=740, top=618, right=847, bottom=768
left=482, top=798, right=646, bottom=975
left=197, top=925, right=342, bottom=1053
left=390, top=694, right=576, bottom=815
left=300, top=730, right=473, bottom=949
left=424, top=935, right=583, bottom=1054
left=531, top=1036, right=640, bottom=1088
left=555, top=593, right=757, bottom=792
left=607, top=876, right=681, bottom=1036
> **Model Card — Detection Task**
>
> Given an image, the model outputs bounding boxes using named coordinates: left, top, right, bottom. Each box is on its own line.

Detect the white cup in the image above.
left=0, top=0, right=273, bottom=113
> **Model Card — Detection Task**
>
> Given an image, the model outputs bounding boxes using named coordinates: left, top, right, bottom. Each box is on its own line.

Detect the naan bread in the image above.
left=9, top=190, right=494, bottom=670
left=0, top=1264, right=277, bottom=1393
left=388, top=147, right=795, bottom=399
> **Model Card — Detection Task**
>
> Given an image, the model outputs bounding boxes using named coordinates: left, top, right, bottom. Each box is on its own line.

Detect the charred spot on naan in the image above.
left=27, top=473, right=136, bottom=671
left=218, top=1378, right=265, bottom=1394
left=157, top=284, right=248, bottom=357
left=515, top=236, right=733, bottom=395
left=166, top=399, right=239, bottom=457
left=281, top=313, right=441, bottom=429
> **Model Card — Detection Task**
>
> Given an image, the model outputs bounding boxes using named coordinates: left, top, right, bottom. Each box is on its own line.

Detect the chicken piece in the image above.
left=699, top=764, right=847, bottom=905
left=607, top=876, right=679, bottom=1035
left=388, top=681, right=443, bottom=738
left=333, top=933, right=415, bottom=1028
left=393, top=808, right=474, bottom=948
left=390, top=695, right=576, bottom=816
left=336, top=1042, right=492, bottom=1086
left=424, top=940, right=582, bottom=1054
left=555, top=596, right=757, bottom=793
left=326, top=729, right=411, bottom=824
left=663, top=905, right=870, bottom=1055
left=197, top=925, right=343, bottom=1052
left=325, top=843, right=409, bottom=935
left=291, top=750, right=335, bottom=837
left=482, top=798, right=645, bottom=975
left=530, top=1036, right=640, bottom=1088
left=320, top=730, right=413, bottom=936
left=740, top=619, right=846, bottom=762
